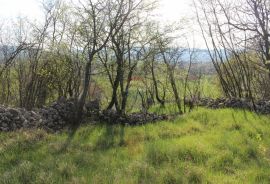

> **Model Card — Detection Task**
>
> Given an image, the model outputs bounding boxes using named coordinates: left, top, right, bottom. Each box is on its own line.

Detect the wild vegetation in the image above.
left=0, top=0, right=221, bottom=117
left=1, top=107, right=270, bottom=184
left=1, top=0, right=270, bottom=183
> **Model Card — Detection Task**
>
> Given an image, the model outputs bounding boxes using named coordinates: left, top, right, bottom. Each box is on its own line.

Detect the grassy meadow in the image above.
left=1, top=107, right=270, bottom=184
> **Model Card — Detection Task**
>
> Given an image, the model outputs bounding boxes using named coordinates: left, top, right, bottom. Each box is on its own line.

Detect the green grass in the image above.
left=1, top=108, right=270, bottom=183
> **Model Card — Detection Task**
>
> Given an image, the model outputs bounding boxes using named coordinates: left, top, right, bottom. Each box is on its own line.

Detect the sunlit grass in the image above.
left=1, top=108, right=270, bottom=183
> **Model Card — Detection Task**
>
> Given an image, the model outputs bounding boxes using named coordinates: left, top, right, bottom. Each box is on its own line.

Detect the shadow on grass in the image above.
left=57, top=121, right=126, bottom=153
left=58, top=124, right=80, bottom=153
left=119, top=124, right=125, bottom=146
left=242, top=108, right=269, bottom=124
left=94, top=124, right=125, bottom=151
left=241, top=110, right=262, bottom=134
left=231, top=111, right=263, bottom=166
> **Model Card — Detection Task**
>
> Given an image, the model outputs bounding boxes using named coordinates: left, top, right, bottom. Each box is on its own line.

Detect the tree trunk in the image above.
left=151, top=58, right=165, bottom=107
left=76, top=55, right=93, bottom=122
left=168, top=67, right=182, bottom=114
left=107, top=62, right=122, bottom=111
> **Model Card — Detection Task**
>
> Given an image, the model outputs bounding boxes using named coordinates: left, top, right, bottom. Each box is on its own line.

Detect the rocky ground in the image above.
left=99, top=110, right=168, bottom=125
left=0, top=98, right=167, bottom=132
left=1, top=97, right=269, bottom=132
left=198, top=98, right=270, bottom=114
left=0, top=98, right=76, bottom=132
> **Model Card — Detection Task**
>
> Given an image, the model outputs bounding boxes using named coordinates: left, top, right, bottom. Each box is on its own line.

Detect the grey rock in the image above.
left=8, top=108, right=20, bottom=117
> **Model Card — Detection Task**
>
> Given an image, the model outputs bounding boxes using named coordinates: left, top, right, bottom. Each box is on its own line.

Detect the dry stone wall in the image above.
left=198, top=98, right=270, bottom=114
left=0, top=98, right=76, bottom=132
left=0, top=98, right=168, bottom=132
left=3, top=97, right=268, bottom=132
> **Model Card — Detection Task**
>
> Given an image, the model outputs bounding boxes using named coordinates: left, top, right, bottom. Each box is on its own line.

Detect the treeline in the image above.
left=0, top=0, right=204, bottom=121
left=195, top=0, right=270, bottom=108
left=1, top=0, right=269, bottom=120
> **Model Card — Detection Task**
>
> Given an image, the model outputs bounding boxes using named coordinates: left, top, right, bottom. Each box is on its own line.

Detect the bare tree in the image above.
left=99, top=18, right=154, bottom=114
left=194, top=0, right=264, bottom=104
left=73, top=0, right=142, bottom=120
left=159, top=45, right=184, bottom=114
left=183, top=46, right=197, bottom=113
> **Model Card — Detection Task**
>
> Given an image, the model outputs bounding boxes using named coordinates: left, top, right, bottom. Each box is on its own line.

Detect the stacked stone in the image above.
left=0, top=107, right=42, bottom=131
left=198, top=98, right=270, bottom=114
left=255, top=100, right=270, bottom=114
left=99, top=110, right=168, bottom=125
left=0, top=98, right=76, bottom=132
left=38, top=107, right=66, bottom=132
left=50, top=98, right=76, bottom=122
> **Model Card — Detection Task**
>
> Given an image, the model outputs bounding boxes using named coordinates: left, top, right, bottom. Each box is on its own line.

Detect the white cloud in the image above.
left=0, top=0, right=206, bottom=48
left=157, top=0, right=193, bottom=22
left=0, top=0, right=42, bottom=20
left=0, top=0, right=193, bottom=21
left=155, top=0, right=206, bottom=48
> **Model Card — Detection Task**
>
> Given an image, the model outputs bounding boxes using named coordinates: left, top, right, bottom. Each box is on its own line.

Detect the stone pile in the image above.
left=39, top=98, right=76, bottom=131
left=255, top=100, right=270, bottom=114
left=0, top=107, right=42, bottom=131
left=0, top=97, right=169, bottom=132
left=0, top=98, right=76, bottom=132
left=99, top=110, right=168, bottom=125
left=198, top=98, right=270, bottom=114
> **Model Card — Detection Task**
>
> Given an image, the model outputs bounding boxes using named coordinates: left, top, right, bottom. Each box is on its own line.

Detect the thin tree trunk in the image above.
left=151, top=57, right=165, bottom=107
left=77, top=55, right=93, bottom=122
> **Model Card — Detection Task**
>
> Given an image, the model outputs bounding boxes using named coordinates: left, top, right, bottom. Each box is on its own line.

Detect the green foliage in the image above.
left=1, top=108, right=270, bottom=183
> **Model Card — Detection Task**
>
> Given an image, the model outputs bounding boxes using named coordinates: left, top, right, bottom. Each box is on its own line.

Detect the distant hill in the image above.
left=179, top=49, right=228, bottom=75
left=181, top=49, right=211, bottom=62
left=181, top=48, right=227, bottom=63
